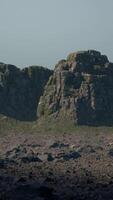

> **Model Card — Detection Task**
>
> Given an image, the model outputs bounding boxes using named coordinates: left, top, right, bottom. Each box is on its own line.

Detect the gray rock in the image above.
left=62, top=151, right=81, bottom=161
left=108, top=149, right=113, bottom=157
left=21, top=156, right=42, bottom=163
left=47, top=153, right=54, bottom=162
left=50, top=142, right=69, bottom=148
left=0, top=64, right=53, bottom=121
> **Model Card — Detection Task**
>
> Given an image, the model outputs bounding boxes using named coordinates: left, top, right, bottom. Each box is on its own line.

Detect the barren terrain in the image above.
left=1, top=128, right=113, bottom=199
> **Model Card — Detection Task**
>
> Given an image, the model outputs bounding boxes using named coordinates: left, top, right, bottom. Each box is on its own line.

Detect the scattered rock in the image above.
left=108, top=149, right=113, bottom=157
left=6, top=146, right=27, bottom=159
left=50, top=142, right=69, bottom=148
left=47, top=153, right=54, bottom=162
left=5, top=145, right=43, bottom=164
left=21, top=156, right=42, bottom=163
left=38, top=154, right=48, bottom=162
left=61, top=151, right=81, bottom=161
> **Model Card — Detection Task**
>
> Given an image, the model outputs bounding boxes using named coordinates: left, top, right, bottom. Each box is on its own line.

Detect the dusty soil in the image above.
left=1, top=130, right=113, bottom=199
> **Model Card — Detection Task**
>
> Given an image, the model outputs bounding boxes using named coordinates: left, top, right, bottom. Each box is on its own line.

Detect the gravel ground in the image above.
left=0, top=130, right=113, bottom=199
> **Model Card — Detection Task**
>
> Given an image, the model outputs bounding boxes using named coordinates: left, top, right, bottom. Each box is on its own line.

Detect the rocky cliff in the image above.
left=38, top=50, right=113, bottom=125
left=0, top=64, right=53, bottom=121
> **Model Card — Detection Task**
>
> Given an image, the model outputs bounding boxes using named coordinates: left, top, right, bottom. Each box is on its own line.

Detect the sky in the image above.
left=0, top=0, right=113, bottom=69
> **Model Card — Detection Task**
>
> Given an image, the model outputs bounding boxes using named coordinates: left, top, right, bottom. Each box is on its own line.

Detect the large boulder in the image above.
left=0, top=64, right=53, bottom=120
left=38, top=50, right=113, bottom=125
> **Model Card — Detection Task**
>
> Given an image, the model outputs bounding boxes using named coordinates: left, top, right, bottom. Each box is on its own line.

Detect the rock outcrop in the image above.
left=38, top=50, right=113, bottom=125
left=0, top=64, right=53, bottom=120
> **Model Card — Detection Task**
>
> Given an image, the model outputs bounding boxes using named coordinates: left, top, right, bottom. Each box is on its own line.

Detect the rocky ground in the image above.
left=0, top=129, right=113, bottom=199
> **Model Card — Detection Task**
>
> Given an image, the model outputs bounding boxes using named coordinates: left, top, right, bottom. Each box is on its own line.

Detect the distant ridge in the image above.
left=0, top=64, right=53, bottom=121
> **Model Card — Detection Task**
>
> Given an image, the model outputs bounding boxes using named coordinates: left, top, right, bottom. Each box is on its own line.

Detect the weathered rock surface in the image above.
left=0, top=64, right=53, bottom=120
left=38, top=50, right=113, bottom=125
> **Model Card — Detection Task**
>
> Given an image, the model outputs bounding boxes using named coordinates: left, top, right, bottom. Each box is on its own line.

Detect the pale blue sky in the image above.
left=0, top=0, right=113, bottom=68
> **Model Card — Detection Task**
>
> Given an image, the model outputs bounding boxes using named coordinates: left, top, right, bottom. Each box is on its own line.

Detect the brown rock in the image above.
left=38, top=50, right=113, bottom=125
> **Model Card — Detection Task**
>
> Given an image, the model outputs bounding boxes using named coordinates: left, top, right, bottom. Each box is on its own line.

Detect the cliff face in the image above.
left=0, top=64, right=53, bottom=121
left=1, top=50, right=113, bottom=125
left=38, top=50, right=113, bottom=125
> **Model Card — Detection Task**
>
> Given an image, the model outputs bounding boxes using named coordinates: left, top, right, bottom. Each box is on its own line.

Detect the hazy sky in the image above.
left=0, top=0, right=113, bottom=69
